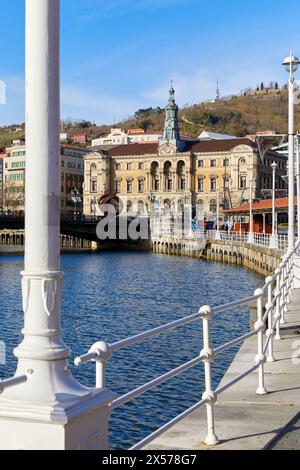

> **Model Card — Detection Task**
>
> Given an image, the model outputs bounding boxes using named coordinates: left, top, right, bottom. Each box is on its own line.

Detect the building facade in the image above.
left=0, top=151, right=4, bottom=210
left=83, top=86, right=288, bottom=218
left=3, top=144, right=91, bottom=214
left=91, top=128, right=162, bottom=147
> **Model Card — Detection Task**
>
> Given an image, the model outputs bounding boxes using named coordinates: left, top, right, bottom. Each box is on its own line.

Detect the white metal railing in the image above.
left=151, top=223, right=288, bottom=252
left=0, top=374, right=28, bottom=394
left=75, top=241, right=299, bottom=450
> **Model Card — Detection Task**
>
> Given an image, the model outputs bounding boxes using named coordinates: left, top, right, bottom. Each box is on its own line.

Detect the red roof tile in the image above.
left=223, top=197, right=295, bottom=214
left=189, top=138, right=256, bottom=153
left=107, top=143, right=159, bottom=157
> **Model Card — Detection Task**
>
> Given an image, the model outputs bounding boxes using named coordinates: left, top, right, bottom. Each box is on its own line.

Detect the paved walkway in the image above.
left=145, top=290, right=300, bottom=450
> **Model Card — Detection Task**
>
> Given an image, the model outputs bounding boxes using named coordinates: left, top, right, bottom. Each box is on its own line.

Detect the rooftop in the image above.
left=198, top=130, right=237, bottom=141
left=107, top=142, right=159, bottom=157
left=223, top=197, right=296, bottom=215
left=102, top=138, right=257, bottom=157
left=188, top=138, right=256, bottom=154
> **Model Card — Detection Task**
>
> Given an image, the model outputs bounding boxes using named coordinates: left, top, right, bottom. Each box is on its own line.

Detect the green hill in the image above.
left=0, top=89, right=296, bottom=148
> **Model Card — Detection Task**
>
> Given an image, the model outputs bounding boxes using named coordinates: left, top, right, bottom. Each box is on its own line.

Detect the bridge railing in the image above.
left=75, top=240, right=299, bottom=449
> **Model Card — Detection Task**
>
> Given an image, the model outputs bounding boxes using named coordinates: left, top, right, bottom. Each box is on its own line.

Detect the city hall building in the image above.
left=83, top=86, right=287, bottom=217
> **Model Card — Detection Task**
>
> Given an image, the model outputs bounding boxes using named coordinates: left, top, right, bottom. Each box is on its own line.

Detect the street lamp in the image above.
left=270, top=162, right=278, bottom=249
left=248, top=178, right=255, bottom=244
left=215, top=189, right=221, bottom=240
left=71, top=187, right=82, bottom=220
left=282, top=51, right=300, bottom=251
left=91, top=196, right=97, bottom=219
left=296, top=135, right=300, bottom=241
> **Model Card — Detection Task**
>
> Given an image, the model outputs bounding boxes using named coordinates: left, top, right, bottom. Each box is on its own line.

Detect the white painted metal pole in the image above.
left=288, top=72, right=295, bottom=252
left=15, top=0, right=69, bottom=369
left=255, top=289, right=267, bottom=395
left=272, top=164, right=276, bottom=236
left=200, top=306, right=219, bottom=447
left=215, top=189, right=221, bottom=240
left=296, top=136, right=300, bottom=241
left=266, top=278, right=275, bottom=363
left=248, top=179, right=254, bottom=244
left=0, top=0, right=113, bottom=450
left=270, top=162, right=278, bottom=249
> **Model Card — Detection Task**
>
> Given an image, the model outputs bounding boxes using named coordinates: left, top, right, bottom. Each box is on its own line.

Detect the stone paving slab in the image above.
left=144, top=290, right=300, bottom=450
left=145, top=405, right=299, bottom=451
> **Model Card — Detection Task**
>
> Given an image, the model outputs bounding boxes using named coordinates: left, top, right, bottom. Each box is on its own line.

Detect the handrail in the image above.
left=0, top=374, right=28, bottom=393
left=152, top=224, right=289, bottom=251
left=110, top=311, right=202, bottom=352
left=111, top=353, right=206, bottom=410
left=74, top=294, right=260, bottom=367
left=74, top=240, right=300, bottom=450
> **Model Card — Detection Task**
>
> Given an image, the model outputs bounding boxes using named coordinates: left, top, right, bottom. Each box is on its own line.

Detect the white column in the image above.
left=0, top=0, right=113, bottom=450
left=296, top=136, right=300, bottom=241
left=288, top=74, right=295, bottom=251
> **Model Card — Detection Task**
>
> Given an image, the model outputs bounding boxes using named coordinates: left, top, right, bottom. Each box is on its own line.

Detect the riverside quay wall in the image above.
left=0, top=230, right=92, bottom=252
left=152, top=237, right=282, bottom=277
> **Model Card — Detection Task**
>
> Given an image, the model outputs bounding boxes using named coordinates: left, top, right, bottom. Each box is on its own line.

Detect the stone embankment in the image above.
left=152, top=236, right=283, bottom=276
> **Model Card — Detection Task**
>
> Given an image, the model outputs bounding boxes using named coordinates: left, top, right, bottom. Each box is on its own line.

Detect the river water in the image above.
left=0, top=251, right=263, bottom=449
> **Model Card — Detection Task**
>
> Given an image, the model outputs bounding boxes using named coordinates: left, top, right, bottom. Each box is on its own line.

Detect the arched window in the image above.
left=177, top=160, right=185, bottom=176
left=138, top=200, right=145, bottom=214
left=198, top=177, right=204, bottom=192
left=114, top=178, right=121, bottom=194
left=126, top=178, right=133, bottom=193
left=151, top=162, right=159, bottom=191
left=127, top=200, right=133, bottom=213
left=91, top=178, right=97, bottom=193
left=210, top=177, right=217, bottom=192
left=151, top=161, right=159, bottom=176
left=210, top=199, right=217, bottom=213
left=138, top=178, right=144, bottom=193
left=164, top=161, right=172, bottom=174
left=164, top=162, right=172, bottom=191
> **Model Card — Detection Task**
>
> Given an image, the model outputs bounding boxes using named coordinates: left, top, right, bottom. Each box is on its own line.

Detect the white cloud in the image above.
left=142, top=64, right=280, bottom=108
left=143, top=68, right=216, bottom=106
left=78, top=0, right=190, bottom=20
left=61, top=84, right=141, bottom=124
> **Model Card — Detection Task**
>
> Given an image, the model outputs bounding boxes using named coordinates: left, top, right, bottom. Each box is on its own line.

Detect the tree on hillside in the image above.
left=134, top=107, right=163, bottom=121
left=260, top=82, right=265, bottom=91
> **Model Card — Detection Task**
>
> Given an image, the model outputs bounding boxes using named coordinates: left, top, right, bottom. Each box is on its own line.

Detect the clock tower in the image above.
left=159, top=83, right=185, bottom=155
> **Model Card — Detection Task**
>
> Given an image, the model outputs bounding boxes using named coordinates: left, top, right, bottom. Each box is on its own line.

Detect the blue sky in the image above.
left=1, top=0, right=300, bottom=126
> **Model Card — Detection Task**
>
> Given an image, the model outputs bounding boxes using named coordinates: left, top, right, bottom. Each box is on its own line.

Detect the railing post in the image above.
left=281, top=262, right=287, bottom=324
left=89, top=342, right=112, bottom=389
left=274, top=268, right=282, bottom=340
left=200, top=305, right=219, bottom=446
left=288, top=254, right=294, bottom=302
left=265, top=278, right=275, bottom=362
left=254, top=289, right=267, bottom=395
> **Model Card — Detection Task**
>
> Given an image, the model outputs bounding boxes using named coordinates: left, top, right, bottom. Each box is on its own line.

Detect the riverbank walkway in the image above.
left=145, top=290, right=300, bottom=450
